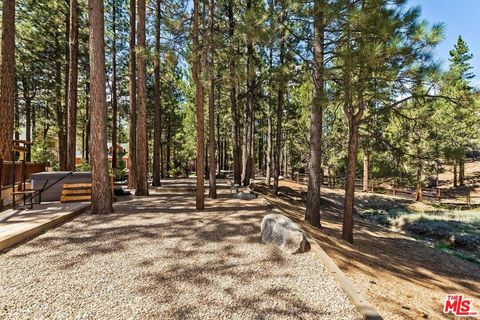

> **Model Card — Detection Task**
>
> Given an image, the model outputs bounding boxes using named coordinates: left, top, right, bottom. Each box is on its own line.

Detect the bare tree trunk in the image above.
left=453, top=158, right=457, bottom=187
left=242, top=0, right=254, bottom=187
left=216, top=97, right=221, bottom=172
left=85, top=81, right=90, bottom=161
left=193, top=0, right=205, bottom=210
left=111, top=0, right=118, bottom=177
left=415, top=163, right=423, bottom=201
left=88, top=0, right=112, bottom=214
left=343, top=116, right=360, bottom=243
left=25, top=97, right=31, bottom=161
left=206, top=0, right=217, bottom=198
left=152, top=0, right=162, bottom=186
left=135, top=0, right=149, bottom=196
left=128, top=0, right=137, bottom=189
left=362, top=147, right=369, bottom=192
left=22, top=76, right=34, bottom=161
left=227, top=0, right=241, bottom=185
left=55, top=57, right=67, bottom=170
left=266, top=111, right=273, bottom=185
left=66, top=0, right=78, bottom=171
left=459, top=155, right=465, bottom=186
left=305, top=0, right=325, bottom=228
left=273, top=16, right=286, bottom=195
left=0, top=0, right=15, bottom=161
left=258, top=131, right=263, bottom=175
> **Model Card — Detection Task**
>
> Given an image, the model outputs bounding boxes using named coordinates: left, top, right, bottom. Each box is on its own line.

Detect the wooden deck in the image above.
left=0, top=202, right=90, bottom=252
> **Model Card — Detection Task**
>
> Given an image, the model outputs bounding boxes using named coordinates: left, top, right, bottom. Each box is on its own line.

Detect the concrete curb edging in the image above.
left=260, top=196, right=383, bottom=320
left=0, top=204, right=91, bottom=252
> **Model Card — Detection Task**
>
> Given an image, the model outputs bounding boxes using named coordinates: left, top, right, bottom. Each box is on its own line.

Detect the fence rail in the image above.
left=0, top=160, right=46, bottom=188
left=291, top=172, right=479, bottom=206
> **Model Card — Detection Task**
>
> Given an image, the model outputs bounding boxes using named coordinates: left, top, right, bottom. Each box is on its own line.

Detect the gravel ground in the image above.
left=0, top=192, right=360, bottom=320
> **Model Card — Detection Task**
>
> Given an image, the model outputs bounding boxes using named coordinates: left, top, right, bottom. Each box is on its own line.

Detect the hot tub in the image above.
left=31, top=171, right=92, bottom=203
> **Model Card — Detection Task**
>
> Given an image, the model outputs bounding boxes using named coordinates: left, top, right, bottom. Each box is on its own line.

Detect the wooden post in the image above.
left=467, top=190, right=471, bottom=206
left=0, top=158, right=3, bottom=188
left=0, top=158, right=3, bottom=210
left=436, top=188, right=441, bottom=203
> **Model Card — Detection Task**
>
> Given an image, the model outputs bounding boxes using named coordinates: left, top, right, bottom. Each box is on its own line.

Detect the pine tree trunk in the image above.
left=415, top=163, right=423, bottom=201
left=66, top=0, right=79, bottom=171
left=258, top=131, right=263, bottom=175
left=362, top=147, right=369, bottom=192
left=22, top=76, right=33, bottom=161
left=266, top=110, right=273, bottom=185
left=193, top=0, right=205, bottom=210
left=273, top=18, right=286, bottom=195
left=128, top=0, right=137, bottom=189
left=342, top=116, right=360, bottom=244
left=0, top=0, right=15, bottom=161
left=32, top=101, right=36, bottom=142
left=85, top=81, right=90, bottom=161
left=88, top=0, right=112, bottom=214
left=216, top=103, right=221, bottom=172
left=152, top=0, right=162, bottom=187
left=25, top=97, right=31, bottom=161
left=111, top=0, right=118, bottom=178
left=206, top=0, right=217, bottom=198
left=55, top=57, right=67, bottom=170
left=135, top=0, right=149, bottom=196
left=228, top=0, right=241, bottom=185
left=459, top=156, right=465, bottom=186
left=453, top=159, right=457, bottom=187
left=166, top=126, right=171, bottom=174
left=305, top=0, right=324, bottom=228
left=240, top=0, right=255, bottom=187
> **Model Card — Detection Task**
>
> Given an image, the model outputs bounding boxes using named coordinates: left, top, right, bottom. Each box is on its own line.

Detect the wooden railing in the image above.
left=290, top=172, right=480, bottom=206
left=0, top=159, right=46, bottom=188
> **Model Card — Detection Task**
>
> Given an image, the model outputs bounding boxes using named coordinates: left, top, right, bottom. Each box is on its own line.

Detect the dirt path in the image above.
left=257, top=180, right=480, bottom=320
left=0, top=188, right=359, bottom=319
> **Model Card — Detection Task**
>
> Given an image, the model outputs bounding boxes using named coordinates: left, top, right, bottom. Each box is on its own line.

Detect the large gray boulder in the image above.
left=233, top=191, right=256, bottom=200
left=261, top=214, right=310, bottom=254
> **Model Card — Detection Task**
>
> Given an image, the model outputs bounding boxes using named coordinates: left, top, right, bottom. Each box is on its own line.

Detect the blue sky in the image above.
left=409, top=0, right=479, bottom=84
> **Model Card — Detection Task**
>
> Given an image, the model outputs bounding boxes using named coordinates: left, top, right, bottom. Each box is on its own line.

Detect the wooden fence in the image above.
left=0, top=159, right=46, bottom=188
left=291, top=172, right=480, bottom=206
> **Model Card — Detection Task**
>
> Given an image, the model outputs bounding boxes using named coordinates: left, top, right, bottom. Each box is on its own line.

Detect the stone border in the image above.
left=260, top=196, right=383, bottom=320
left=0, top=204, right=90, bottom=252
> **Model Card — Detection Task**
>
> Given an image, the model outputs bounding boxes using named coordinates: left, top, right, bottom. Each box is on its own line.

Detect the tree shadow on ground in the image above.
left=2, top=193, right=347, bottom=318
left=258, top=184, right=480, bottom=320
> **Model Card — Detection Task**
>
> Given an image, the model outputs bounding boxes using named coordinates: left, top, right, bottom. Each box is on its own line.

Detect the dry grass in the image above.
left=260, top=180, right=480, bottom=320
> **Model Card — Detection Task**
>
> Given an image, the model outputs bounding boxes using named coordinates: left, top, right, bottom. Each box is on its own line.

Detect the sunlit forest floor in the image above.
left=254, top=180, right=480, bottom=320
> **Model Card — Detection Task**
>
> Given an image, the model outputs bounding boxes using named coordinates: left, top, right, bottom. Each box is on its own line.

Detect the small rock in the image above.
left=261, top=214, right=310, bottom=254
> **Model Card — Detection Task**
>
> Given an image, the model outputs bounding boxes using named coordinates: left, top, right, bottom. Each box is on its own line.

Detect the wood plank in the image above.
left=61, top=195, right=92, bottom=203
left=62, top=183, right=92, bottom=189
left=62, top=189, right=92, bottom=195
left=13, top=190, right=36, bottom=195
left=12, top=145, right=29, bottom=152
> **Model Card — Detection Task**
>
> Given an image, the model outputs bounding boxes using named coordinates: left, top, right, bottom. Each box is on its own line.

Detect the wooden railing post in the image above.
left=0, top=158, right=3, bottom=188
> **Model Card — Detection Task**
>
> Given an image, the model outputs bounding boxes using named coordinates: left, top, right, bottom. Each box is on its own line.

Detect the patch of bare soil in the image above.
left=255, top=180, right=480, bottom=320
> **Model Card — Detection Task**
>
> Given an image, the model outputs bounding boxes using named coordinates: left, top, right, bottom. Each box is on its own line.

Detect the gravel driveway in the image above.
left=0, top=192, right=359, bottom=319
